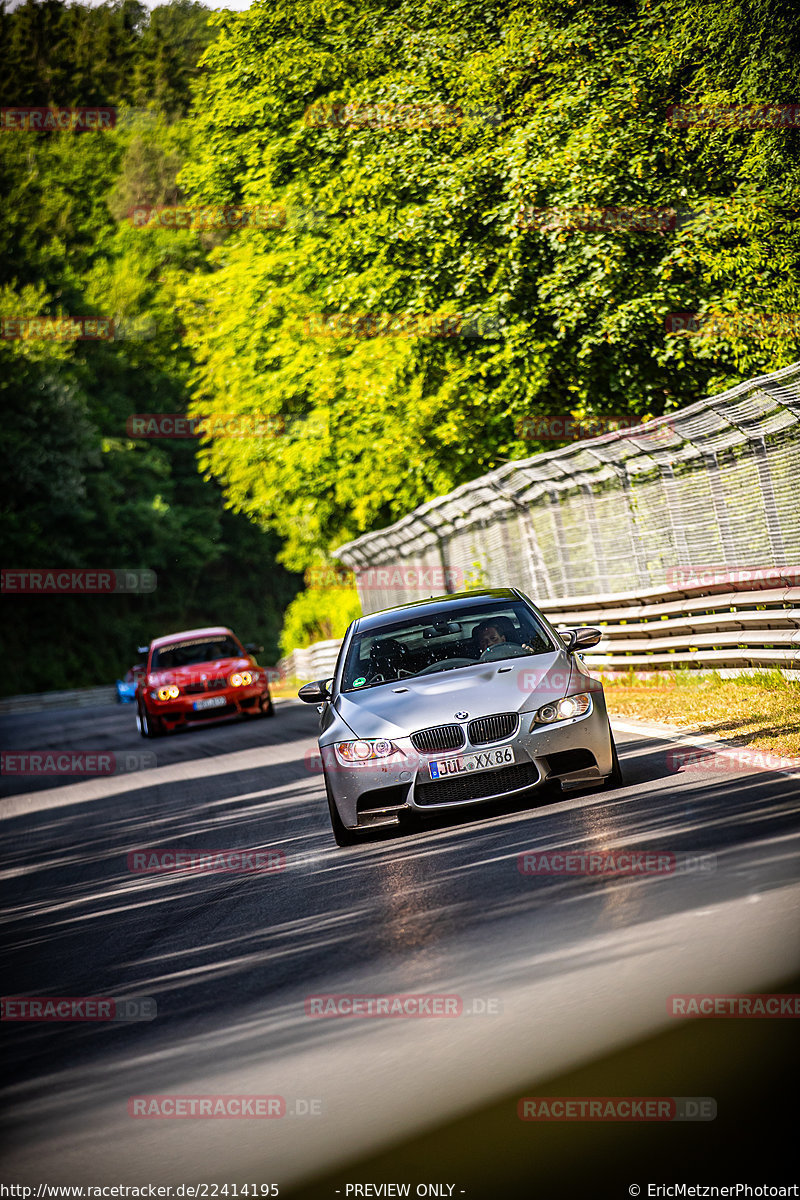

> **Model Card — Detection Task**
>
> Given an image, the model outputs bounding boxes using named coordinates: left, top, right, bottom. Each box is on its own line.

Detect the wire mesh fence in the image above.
left=335, top=361, right=800, bottom=613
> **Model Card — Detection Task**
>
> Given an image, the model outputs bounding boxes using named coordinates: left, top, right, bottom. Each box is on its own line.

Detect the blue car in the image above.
left=116, top=665, right=145, bottom=704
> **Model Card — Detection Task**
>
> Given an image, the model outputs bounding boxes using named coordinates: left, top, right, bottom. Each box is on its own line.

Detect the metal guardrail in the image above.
left=539, top=577, right=800, bottom=673
left=278, top=638, right=341, bottom=685
left=277, top=573, right=800, bottom=682
left=0, top=686, right=118, bottom=716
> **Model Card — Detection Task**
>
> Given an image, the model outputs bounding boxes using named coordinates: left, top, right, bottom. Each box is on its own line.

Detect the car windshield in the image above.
left=341, top=600, right=555, bottom=692
left=152, top=636, right=242, bottom=669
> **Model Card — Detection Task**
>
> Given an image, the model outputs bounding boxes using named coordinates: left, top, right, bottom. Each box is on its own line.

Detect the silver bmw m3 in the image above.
left=298, top=588, right=623, bottom=846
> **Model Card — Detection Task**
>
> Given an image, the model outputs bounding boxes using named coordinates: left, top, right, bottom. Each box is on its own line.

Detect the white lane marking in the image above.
left=611, top=717, right=800, bottom=780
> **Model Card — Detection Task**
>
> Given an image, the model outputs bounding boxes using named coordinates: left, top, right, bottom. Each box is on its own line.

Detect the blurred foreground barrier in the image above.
left=0, top=686, right=117, bottom=715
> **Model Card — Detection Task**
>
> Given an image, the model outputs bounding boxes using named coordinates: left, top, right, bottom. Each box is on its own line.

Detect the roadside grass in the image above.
left=270, top=675, right=305, bottom=700
left=601, top=668, right=800, bottom=757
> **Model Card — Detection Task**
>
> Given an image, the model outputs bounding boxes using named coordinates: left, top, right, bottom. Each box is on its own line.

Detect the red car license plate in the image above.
left=193, top=696, right=227, bottom=711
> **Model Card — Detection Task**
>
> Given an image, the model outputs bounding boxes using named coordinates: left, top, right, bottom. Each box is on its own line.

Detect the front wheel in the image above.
left=250, top=693, right=274, bottom=718
left=603, top=732, right=624, bottom=789
left=137, top=704, right=163, bottom=739
left=324, top=774, right=361, bottom=847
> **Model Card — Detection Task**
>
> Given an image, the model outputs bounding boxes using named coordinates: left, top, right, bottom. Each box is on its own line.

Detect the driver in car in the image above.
left=475, top=619, right=538, bottom=656
left=476, top=621, right=508, bottom=653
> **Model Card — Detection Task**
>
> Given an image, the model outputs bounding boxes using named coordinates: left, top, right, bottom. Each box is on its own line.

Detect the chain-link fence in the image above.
left=335, top=361, right=800, bottom=612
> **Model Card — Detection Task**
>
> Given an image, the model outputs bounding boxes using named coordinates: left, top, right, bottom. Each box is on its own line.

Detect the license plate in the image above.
left=428, top=746, right=515, bottom=780
left=193, top=696, right=227, bottom=711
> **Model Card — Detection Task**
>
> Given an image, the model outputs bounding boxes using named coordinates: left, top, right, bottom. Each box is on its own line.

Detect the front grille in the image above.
left=411, top=724, right=465, bottom=753
left=184, top=677, right=228, bottom=695
left=467, top=712, right=518, bottom=745
left=415, top=762, right=539, bottom=806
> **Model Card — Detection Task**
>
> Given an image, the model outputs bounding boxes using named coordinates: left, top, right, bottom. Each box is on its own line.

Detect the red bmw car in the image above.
left=136, top=626, right=274, bottom=737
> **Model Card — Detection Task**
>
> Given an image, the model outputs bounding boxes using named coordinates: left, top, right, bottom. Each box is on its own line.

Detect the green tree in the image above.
left=178, top=0, right=800, bottom=572
left=0, top=0, right=300, bottom=693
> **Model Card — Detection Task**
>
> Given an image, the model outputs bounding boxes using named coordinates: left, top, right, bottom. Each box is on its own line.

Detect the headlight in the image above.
left=229, top=671, right=253, bottom=687
left=335, top=739, right=397, bottom=764
left=535, top=693, right=592, bottom=724
left=156, top=685, right=180, bottom=701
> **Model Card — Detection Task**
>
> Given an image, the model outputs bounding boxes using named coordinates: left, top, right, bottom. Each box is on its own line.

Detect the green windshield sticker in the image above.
left=353, top=677, right=366, bottom=687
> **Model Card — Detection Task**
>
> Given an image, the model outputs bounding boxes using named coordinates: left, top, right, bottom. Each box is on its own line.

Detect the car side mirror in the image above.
left=245, top=642, right=264, bottom=654
left=561, top=626, right=602, bottom=653
left=298, top=679, right=332, bottom=703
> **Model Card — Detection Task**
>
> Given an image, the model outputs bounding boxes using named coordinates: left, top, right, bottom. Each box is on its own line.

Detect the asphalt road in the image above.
left=1, top=700, right=799, bottom=1194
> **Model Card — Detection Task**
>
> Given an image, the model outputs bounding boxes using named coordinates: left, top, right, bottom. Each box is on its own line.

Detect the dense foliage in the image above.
left=3, top=0, right=799, bottom=689
left=180, top=0, right=800, bottom=570
left=0, top=0, right=300, bottom=693
left=279, top=572, right=361, bottom=657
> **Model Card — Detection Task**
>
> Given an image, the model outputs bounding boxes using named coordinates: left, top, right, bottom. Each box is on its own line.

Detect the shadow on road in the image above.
left=1, top=718, right=798, bottom=1153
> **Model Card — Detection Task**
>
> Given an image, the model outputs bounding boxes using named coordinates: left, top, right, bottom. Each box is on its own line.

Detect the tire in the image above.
left=324, top=773, right=361, bottom=847
left=603, top=732, right=624, bottom=789
left=137, top=704, right=163, bottom=739
left=250, top=693, right=274, bottom=718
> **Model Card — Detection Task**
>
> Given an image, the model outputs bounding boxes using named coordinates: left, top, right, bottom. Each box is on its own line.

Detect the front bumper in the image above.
left=142, top=685, right=269, bottom=730
left=322, top=697, right=614, bottom=831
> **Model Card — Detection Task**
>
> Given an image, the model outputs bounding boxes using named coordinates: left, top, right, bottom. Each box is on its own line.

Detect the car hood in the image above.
left=334, top=652, right=576, bottom=739
left=147, top=657, right=252, bottom=687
